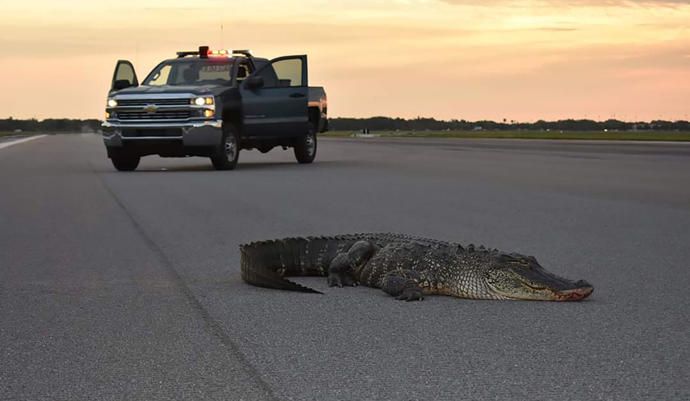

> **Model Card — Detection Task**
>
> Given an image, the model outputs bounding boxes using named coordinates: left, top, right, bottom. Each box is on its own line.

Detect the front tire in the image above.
left=294, top=124, right=317, bottom=164
left=111, top=153, right=140, bottom=171
left=211, top=124, right=240, bottom=170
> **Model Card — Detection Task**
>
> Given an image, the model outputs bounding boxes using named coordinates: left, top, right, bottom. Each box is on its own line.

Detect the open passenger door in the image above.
left=110, top=60, right=139, bottom=92
left=240, top=55, right=309, bottom=137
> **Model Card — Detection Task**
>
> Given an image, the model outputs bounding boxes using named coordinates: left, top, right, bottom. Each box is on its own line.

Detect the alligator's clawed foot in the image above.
left=381, top=270, right=427, bottom=301
left=327, top=252, right=359, bottom=288
left=395, top=287, right=424, bottom=302
left=328, top=273, right=358, bottom=288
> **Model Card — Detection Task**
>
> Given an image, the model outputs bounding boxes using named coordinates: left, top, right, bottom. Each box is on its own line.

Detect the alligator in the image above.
left=240, top=233, right=593, bottom=301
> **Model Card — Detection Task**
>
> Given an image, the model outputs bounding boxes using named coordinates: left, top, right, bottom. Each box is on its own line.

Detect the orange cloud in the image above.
left=0, top=0, right=687, bottom=121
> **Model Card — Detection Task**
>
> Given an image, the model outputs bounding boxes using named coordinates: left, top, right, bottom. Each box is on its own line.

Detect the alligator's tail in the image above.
left=240, top=233, right=454, bottom=293
left=240, top=237, right=332, bottom=294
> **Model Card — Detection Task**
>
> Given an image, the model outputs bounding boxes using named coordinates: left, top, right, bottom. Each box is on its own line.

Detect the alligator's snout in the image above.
left=486, top=255, right=595, bottom=301
left=553, top=280, right=593, bottom=301
left=521, top=273, right=594, bottom=301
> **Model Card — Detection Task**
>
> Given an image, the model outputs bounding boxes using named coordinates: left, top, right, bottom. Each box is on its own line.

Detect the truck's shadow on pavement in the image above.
left=129, top=160, right=355, bottom=173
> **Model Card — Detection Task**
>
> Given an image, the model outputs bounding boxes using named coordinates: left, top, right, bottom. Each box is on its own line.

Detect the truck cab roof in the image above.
left=139, top=56, right=270, bottom=89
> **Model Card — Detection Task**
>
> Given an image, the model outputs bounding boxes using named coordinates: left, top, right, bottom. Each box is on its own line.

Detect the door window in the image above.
left=115, top=62, right=137, bottom=86
left=255, top=58, right=304, bottom=88
left=272, top=59, right=303, bottom=87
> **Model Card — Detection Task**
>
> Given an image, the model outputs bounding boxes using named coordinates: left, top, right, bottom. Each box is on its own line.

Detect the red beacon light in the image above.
left=178, top=46, right=247, bottom=59
left=197, top=46, right=228, bottom=59
left=207, top=49, right=230, bottom=57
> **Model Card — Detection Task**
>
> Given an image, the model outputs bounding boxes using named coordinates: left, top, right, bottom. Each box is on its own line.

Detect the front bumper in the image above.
left=102, top=120, right=223, bottom=148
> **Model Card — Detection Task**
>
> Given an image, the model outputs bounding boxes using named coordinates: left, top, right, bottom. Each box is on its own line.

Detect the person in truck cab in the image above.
left=236, top=64, right=250, bottom=84
left=182, top=66, right=199, bottom=85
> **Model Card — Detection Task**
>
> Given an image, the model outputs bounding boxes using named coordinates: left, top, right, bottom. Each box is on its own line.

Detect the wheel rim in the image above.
left=225, top=135, right=237, bottom=160
left=305, top=133, right=316, bottom=156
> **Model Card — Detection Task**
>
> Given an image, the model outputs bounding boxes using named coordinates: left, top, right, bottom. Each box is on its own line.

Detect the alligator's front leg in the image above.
left=380, top=270, right=429, bottom=301
left=327, top=240, right=376, bottom=287
left=327, top=253, right=358, bottom=287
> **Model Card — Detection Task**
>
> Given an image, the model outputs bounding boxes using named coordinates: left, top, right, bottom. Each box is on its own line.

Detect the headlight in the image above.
left=192, top=96, right=214, bottom=106
left=107, top=98, right=117, bottom=108
left=203, top=109, right=215, bottom=118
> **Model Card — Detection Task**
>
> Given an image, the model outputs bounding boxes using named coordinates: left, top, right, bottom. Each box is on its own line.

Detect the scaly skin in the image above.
left=240, top=233, right=593, bottom=301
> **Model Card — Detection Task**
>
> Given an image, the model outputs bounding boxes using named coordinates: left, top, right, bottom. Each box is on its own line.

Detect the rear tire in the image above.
left=211, top=124, right=240, bottom=170
left=294, top=123, right=317, bottom=164
left=111, top=153, right=140, bottom=171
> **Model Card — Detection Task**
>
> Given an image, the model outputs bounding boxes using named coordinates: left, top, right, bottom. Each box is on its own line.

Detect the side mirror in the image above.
left=113, top=79, right=134, bottom=90
left=245, top=76, right=264, bottom=90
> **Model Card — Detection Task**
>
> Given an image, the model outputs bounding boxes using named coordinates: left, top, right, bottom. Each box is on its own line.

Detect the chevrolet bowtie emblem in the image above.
left=143, top=104, right=158, bottom=113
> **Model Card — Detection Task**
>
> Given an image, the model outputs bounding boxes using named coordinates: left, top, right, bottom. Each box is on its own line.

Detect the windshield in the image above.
left=142, top=59, right=236, bottom=86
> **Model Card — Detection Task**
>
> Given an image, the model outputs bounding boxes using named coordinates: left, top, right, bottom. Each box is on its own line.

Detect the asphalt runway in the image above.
left=1, top=134, right=688, bottom=401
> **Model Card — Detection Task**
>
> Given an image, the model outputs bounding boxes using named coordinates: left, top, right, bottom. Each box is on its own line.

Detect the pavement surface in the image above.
left=1, top=133, right=688, bottom=401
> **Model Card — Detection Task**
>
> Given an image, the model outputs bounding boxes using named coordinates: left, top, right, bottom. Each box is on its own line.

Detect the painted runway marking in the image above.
left=0, top=135, right=47, bottom=150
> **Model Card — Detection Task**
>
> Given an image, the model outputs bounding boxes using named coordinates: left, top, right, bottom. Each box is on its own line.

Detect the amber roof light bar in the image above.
left=176, top=46, right=253, bottom=59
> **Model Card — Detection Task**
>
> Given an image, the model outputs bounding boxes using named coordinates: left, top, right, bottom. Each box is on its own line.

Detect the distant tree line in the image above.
left=330, top=117, right=690, bottom=132
left=0, top=118, right=102, bottom=133
left=2, top=116, right=689, bottom=133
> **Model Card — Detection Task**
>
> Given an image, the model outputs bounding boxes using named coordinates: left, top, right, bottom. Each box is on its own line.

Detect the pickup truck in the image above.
left=102, top=46, right=328, bottom=171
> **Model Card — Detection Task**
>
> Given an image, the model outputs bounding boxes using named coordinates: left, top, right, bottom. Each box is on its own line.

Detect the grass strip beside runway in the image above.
left=324, top=130, right=690, bottom=141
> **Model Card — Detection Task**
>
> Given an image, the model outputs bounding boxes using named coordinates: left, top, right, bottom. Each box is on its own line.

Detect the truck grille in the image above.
left=111, top=94, right=207, bottom=123
left=121, top=128, right=183, bottom=138
left=118, top=110, right=192, bottom=120
left=118, top=98, right=191, bottom=107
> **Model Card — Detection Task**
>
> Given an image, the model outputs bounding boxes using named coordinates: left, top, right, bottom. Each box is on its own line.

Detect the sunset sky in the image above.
left=0, top=0, right=688, bottom=121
